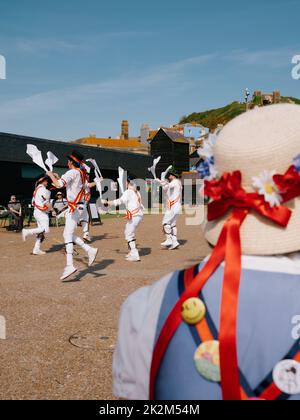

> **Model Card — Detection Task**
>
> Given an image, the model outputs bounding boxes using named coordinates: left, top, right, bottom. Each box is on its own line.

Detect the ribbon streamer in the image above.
left=118, top=167, right=126, bottom=195
left=26, top=144, right=48, bottom=172
left=27, top=144, right=58, bottom=172
left=148, top=156, right=161, bottom=179
left=161, top=165, right=172, bottom=182
left=86, top=158, right=103, bottom=199
left=45, top=151, right=59, bottom=172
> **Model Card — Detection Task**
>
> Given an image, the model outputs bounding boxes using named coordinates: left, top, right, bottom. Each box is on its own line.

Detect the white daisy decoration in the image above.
left=206, top=164, right=218, bottom=181
left=197, top=139, right=214, bottom=159
left=252, top=170, right=282, bottom=207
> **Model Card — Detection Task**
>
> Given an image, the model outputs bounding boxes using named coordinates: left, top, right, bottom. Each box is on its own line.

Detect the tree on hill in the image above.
left=180, top=96, right=300, bottom=131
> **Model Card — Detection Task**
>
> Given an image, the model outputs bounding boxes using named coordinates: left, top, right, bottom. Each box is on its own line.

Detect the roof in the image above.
left=73, top=136, right=145, bottom=149
left=153, top=128, right=190, bottom=144
left=0, top=132, right=152, bottom=178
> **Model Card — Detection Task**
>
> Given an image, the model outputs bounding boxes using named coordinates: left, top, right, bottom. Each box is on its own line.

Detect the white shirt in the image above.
left=33, top=185, right=51, bottom=212
left=163, top=179, right=182, bottom=202
left=58, top=169, right=85, bottom=203
left=113, top=253, right=300, bottom=400
left=113, top=187, right=143, bottom=216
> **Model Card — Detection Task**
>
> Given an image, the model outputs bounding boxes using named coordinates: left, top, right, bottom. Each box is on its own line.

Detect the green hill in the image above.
left=180, top=96, right=300, bottom=131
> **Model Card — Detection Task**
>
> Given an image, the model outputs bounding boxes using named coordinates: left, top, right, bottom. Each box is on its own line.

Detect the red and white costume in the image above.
left=113, top=185, right=143, bottom=261
left=22, top=184, right=51, bottom=254
left=32, top=184, right=51, bottom=235
left=57, top=168, right=94, bottom=269
left=158, top=178, right=182, bottom=249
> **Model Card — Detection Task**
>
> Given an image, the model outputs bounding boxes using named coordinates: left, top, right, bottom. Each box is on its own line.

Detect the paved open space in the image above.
left=0, top=214, right=210, bottom=400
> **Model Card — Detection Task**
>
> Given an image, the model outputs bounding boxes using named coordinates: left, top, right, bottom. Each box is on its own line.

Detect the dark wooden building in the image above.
left=150, top=128, right=190, bottom=177
left=0, top=132, right=152, bottom=204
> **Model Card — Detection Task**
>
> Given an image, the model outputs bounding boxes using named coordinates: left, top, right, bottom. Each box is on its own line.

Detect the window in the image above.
left=21, top=165, right=67, bottom=179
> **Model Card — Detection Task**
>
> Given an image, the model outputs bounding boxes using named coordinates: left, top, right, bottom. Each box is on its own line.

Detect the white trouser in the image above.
left=79, top=204, right=89, bottom=234
left=24, top=209, right=50, bottom=252
left=163, top=204, right=181, bottom=226
left=125, top=215, right=143, bottom=243
left=63, top=207, right=91, bottom=267
left=34, top=209, right=50, bottom=234
left=125, top=215, right=143, bottom=257
left=162, top=204, right=181, bottom=242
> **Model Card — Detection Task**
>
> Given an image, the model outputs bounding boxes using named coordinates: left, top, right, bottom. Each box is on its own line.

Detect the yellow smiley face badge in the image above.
left=181, top=297, right=206, bottom=325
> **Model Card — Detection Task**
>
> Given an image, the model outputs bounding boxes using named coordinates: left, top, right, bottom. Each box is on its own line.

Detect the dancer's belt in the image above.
left=125, top=208, right=141, bottom=220
left=33, top=203, right=48, bottom=212
left=167, top=196, right=180, bottom=210
left=67, top=189, right=85, bottom=213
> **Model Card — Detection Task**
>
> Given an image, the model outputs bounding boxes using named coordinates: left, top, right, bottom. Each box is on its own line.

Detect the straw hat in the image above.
left=204, top=103, right=300, bottom=255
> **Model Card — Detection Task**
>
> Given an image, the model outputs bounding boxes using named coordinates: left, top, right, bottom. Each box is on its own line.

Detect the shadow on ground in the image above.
left=62, top=259, right=115, bottom=283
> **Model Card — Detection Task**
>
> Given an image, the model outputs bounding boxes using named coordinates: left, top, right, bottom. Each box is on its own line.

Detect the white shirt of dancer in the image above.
left=33, top=185, right=51, bottom=212
left=113, top=187, right=143, bottom=217
left=162, top=179, right=182, bottom=203
left=57, top=169, right=84, bottom=203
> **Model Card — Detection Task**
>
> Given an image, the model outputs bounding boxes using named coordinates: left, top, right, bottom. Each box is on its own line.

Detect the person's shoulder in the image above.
left=67, top=169, right=78, bottom=175
left=62, top=169, right=78, bottom=180
left=63, top=168, right=77, bottom=175
left=36, top=185, right=45, bottom=194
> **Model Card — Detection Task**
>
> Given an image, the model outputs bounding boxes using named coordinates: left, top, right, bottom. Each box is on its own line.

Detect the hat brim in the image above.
left=168, top=172, right=179, bottom=178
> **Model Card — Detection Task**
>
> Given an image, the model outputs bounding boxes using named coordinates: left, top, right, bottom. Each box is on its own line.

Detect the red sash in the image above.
left=167, top=196, right=180, bottom=210
left=67, top=169, right=86, bottom=213
left=125, top=208, right=141, bottom=220
left=33, top=186, right=48, bottom=212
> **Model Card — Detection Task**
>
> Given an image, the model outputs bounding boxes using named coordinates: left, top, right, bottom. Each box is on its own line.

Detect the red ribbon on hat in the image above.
left=273, top=165, right=300, bottom=202
left=149, top=170, right=293, bottom=401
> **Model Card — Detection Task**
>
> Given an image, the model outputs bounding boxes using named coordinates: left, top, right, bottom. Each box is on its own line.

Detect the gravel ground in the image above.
left=0, top=214, right=210, bottom=400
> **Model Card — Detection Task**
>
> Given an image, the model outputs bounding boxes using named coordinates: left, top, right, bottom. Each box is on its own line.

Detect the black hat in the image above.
left=127, top=173, right=136, bottom=184
left=168, top=167, right=180, bottom=178
left=68, top=150, right=85, bottom=166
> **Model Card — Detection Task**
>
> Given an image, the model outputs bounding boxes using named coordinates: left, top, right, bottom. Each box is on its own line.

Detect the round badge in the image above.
left=273, top=360, right=300, bottom=395
left=194, top=340, right=221, bottom=383
left=181, top=297, right=206, bottom=325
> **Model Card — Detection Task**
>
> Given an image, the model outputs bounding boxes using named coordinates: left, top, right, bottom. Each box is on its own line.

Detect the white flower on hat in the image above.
left=252, top=170, right=283, bottom=207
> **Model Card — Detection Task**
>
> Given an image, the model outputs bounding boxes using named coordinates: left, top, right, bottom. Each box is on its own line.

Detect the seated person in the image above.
left=52, top=192, right=68, bottom=218
left=7, top=195, right=23, bottom=232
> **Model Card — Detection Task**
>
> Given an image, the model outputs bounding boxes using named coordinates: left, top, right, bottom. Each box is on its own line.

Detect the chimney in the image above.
left=121, top=120, right=129, bottom=140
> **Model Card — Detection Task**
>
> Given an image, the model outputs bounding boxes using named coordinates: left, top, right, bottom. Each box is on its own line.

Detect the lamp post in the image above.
left=245, top=88, right=250, bottom=111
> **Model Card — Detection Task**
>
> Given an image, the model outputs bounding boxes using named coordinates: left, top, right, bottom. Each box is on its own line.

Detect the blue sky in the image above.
left=0, top=0, right=299, bottom=140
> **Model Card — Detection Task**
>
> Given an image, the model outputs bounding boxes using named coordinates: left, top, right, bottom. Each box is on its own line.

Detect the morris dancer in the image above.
left=22, top=176, right=52, bottom=255
left=47, top=151, right=98, bottom=280
left=155, top=167, right=182, bottom=250
left=104, top=175, right=143, bottom=262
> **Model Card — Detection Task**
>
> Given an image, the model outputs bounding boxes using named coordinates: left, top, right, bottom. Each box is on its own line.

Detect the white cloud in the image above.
left=225, top=47, right=296, bottom=68
left=0, top=52, right=216, bottom=117
left=0, top=31, right=155, bottom=55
